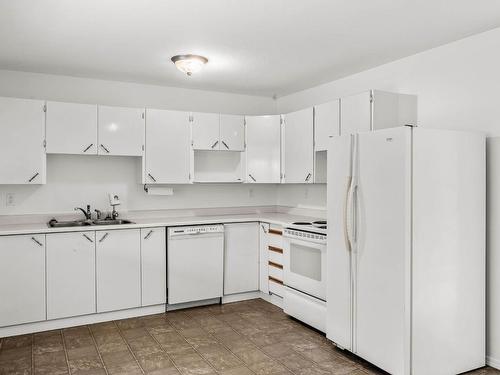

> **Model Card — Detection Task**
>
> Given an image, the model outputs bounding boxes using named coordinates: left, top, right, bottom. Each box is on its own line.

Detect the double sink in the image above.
left=48, top=218, right=134, bottom=228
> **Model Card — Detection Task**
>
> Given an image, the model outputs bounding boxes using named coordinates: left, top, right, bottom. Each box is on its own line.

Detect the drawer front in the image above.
left=269, top=277, right=284, bottom=297
left=268, top=262, right=283, bottom=281
left=268, top=232, right=283, bottom=248
left=283, top=286, right=326, bottom=332
left=268, top=247, right=283, bottom=265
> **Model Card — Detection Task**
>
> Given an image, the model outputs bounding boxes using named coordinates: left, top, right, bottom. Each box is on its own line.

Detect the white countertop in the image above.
left=0, top=212, right=322, bottom=236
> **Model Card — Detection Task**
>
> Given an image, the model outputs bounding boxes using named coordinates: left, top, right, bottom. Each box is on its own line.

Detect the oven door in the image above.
left=283, top=236, right=326, bottom=301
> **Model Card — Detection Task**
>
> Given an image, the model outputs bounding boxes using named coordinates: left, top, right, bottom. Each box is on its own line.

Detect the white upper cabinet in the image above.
left=246, top=115, right=281, bottom=183
left=0, top=97, right=46, bottom=184
left=340, top=90, right=417, bottom=135
left=315, top=100, right=340, bottom=151
left=46, top=101, right=98, bottom=155
left=192, top=112, right=220, bottom=150
left=98, top=105, right=145, bottom=156
left=220, top=114, right=245, bottom=151
left=283, top=108, right=314, bottom=183
left=0, top=234, right=46, bottom=327
left=46, top=232, right=96, bottom=320
left=145, top=109, right=191, bottom=184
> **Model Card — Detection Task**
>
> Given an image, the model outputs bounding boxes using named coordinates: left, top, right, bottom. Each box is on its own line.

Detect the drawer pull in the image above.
left=268, top=245, right=283, bottom=254
left=99, top=233, right=109, bottom=243
left=268, top=261, right=283, bottom=269
left=31, top=237, right=43, bottom=247
left=260, top=224, right=268, bottom=233
left=269, top=276, right=283, bottom=285
left=144, top=230, right=154, bottom=240
left=268, top=229, right=282, bottom=235
left=82, top=234, right=94, bottom=243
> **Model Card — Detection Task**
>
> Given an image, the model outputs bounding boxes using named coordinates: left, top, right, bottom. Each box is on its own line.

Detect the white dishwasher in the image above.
left=167, top=225, right=224, bottom=305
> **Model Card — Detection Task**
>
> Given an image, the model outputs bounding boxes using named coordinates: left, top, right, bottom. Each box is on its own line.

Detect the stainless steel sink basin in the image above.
left=48, top=219, right=91, bottom=228
left=91, top=219, right=135, bottom=225
left=48, top=218, right=134, bottom=228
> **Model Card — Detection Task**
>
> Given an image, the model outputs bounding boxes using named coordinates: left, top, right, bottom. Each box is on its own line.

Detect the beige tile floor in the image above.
left=0, top=299, right=497, bottom=375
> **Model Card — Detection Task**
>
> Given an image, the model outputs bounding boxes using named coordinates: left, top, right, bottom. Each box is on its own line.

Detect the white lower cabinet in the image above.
left=46, top=232, right=96, bottom=320
left=0, top=234, right=46, bottom=327
left=141, top=227, right=166, bottom=306
left=223, top=223, right=259, bottom=295
left=96, top=229, right=141, bottom=313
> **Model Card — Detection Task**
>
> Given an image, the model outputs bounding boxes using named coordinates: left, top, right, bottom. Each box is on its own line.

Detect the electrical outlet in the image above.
left=5, top=193, right=15, bottom=207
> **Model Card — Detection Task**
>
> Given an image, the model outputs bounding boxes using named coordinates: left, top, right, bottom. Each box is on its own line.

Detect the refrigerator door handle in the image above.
left=343, top=176, right=353, bottom=252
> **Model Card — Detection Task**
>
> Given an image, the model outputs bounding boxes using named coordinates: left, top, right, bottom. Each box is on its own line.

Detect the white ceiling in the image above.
left=1, top=0, right=500, bottom=97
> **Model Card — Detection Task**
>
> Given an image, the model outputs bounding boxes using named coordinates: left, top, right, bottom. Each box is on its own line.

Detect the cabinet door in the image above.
left=0, top=234, right=46, bottom=326
left=144, top=109, right=190, bottom=184
left=141, top=227, right=166, bottom=306
left=0, top=97, right=46, bottom=184
left=192, top=112, right=220, bottom=150
left=98, top=105, right=145, bottom=156
left=46, top=232, right=96, bottom=319
left=259, top=223, right=270, bottom=294
left=283, top=107, right=314, bottom=183
left=96, top=229, right=141, bottom=312
left=246, top=115, right=281, bottom=183
left=340, top=91, right=371, bottom=135
left=220, top=114, right=245, bottom=151
left=224, top=223, right=259, bottom=295
left=315, top=100, right=340, bottom=151
left=46, top=101, right=97, bottom=155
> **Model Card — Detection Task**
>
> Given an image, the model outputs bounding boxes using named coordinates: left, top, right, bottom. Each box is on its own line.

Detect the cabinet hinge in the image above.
left=142, top=112, right=145, bottom=119
left=43, top=140, right=46, bottom=148
left=43, top=104, right=47, bottom=113
left=280, top=117, right=283, bottom=125
left=370, top=92, right=374, bottom=104
left=244, top=118, right=247, bottom=126
left=189, top=172, right=191, bottom=180
left=142, top=145, right=145, bottom=151
left=189, top=115, right=193, bottom=122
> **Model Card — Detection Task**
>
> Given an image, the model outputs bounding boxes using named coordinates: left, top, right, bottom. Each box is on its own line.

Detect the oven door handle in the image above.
left=284, top=237, right=326, bottom=251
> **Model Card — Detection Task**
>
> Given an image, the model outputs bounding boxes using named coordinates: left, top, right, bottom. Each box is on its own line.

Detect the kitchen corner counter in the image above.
left=0, top=212, right=323, bottom=236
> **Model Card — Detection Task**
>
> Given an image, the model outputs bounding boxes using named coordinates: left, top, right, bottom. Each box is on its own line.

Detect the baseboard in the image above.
left=0, top=304, right=165, bottom=338
left=167, top=298, right=221, bottom=311
left=487, top=356, right=500, bottom=370
left=222, top=291, right=261, bottom=304
left=259, top=291, right=284, bottom=308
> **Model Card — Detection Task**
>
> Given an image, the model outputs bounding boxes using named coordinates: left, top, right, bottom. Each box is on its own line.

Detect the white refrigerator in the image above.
left=327, top=126, right=485, bottom=375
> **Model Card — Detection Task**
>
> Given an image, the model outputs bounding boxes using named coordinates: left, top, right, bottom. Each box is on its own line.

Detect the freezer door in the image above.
left=354, top=127, right=411, bottom=375
left=326, top=134, right=354, bottom=349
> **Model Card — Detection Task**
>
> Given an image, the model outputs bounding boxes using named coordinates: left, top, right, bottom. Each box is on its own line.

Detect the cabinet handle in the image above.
left=31, top=237, right=43, bottom=246
left=144, top=230, right=154, bottom=240
left=249, top=174, right=257, bottom=182
left=268, top=229, right=282, bottom=235
left=99, top=233, right=109, bottom=243
left=261, top=224, right=268, bottom=233
left=28, top=172, right=39, bottom=183
left=100, top=144, right=110, bottom=153
left=268, top=245, right=283, bottom=253
left=148, top=173, right=157, bottom=182
left=211, top=140, right=219, bottom=149
left=305, top=173, right=312, bottom=181
left=83, top=144, right=93, bottom=153
left=222, top=141, right=229, bottom=149
left=83, top=234, right=94, bottom=243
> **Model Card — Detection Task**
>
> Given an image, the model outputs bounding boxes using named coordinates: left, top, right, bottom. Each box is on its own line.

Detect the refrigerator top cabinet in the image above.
left=340, top=90, right=417, bottom=135
left=282, top=108, right=314, bottom=183
left=327, top=126, right=485, bottom=375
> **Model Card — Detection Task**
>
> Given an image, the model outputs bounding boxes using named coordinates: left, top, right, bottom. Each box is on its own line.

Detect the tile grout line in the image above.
left=112, top=320, right=146, bottom=374
left=60, top=330, right=73, bottom=375
left=87, top=325, right=110, bottom=375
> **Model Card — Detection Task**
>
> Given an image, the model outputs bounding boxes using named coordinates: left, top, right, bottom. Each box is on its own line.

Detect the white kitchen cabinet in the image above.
left=220, top=114, right=245, bottom=151
left=46, top=232, right=96, bottom=320
left=46, top=101, right=98, bottom=155
left=224, top=223, right=260, bottom=295
left=0, top=97, right=46, bottom=184
left=192, top=112, right=220, bottom=150
left=145, top=109, right=191, bottom=184
left=340, top=90, right=417, bottom=135
left=0, top=234, right=46, bottom=327
left=246, top=115, right=281, bottom=183
left=98, top=105, right=145, bottom=156
left=96, top=229, right=141, bottom=312
left=314, top=100, right=340, bottom=151
left=141, top=227, right=166, bottom=306
left=282, top=108, right=314, bottom=183
left=259, top=223, right=270, bottom=294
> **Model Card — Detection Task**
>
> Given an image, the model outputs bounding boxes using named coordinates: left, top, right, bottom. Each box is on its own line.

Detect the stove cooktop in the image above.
left=288, top=220, right=328, bottom=235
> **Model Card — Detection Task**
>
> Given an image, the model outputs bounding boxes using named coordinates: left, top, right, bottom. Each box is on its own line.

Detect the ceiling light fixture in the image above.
left=171, top=54, right=208, bottom=76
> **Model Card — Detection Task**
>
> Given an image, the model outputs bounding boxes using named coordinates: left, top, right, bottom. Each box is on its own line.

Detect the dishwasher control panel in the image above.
left=169, top=225, right=224, bottom=237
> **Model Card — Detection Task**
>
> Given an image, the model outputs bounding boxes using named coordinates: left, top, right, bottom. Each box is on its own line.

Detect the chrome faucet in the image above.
left=74, top=205, right=92, bottom=220
left=94, top=209, right=103, bottom=220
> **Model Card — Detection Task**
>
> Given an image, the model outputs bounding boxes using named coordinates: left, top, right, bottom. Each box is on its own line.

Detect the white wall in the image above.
left=276, top=27, right=500, bottom=367
left=0, top=70, right=281, bottom=216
